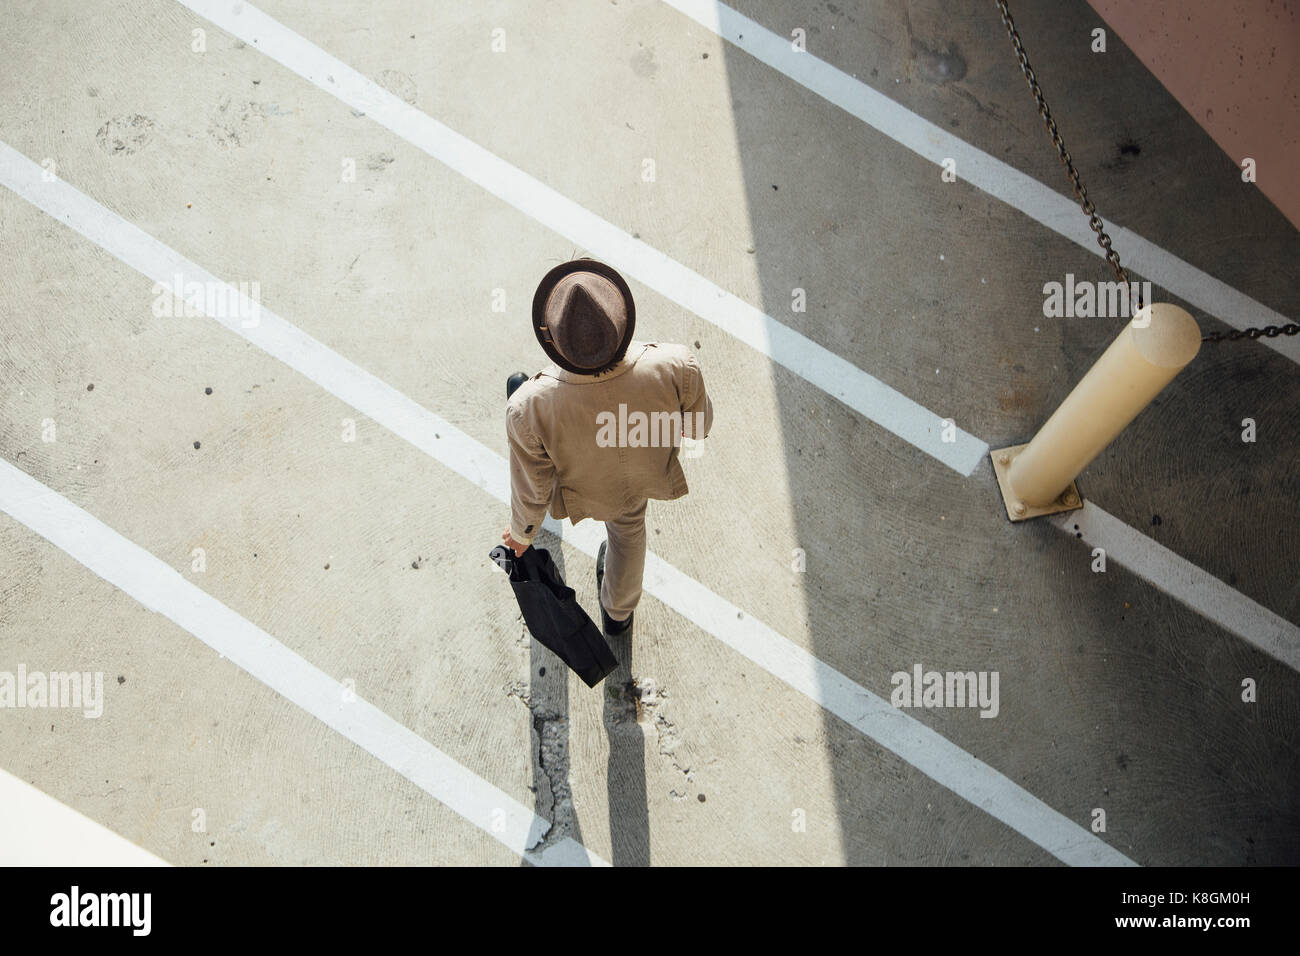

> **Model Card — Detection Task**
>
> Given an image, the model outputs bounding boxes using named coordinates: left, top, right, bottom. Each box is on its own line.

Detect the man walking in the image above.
left=501, top=258, right=713, bottom=635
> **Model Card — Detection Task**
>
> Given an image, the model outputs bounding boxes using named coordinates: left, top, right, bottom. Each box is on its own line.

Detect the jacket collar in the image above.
left=539, top=341, right=653, bottom=384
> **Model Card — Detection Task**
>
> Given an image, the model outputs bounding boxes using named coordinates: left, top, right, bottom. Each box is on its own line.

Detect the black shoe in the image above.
left=596, top=541, right=633, bottom=636
left=506, top=372, right=529, bottom=399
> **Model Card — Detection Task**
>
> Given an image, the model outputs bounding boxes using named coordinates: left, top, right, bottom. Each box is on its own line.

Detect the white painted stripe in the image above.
left=0, top=145, right=1130, bottom=865
left=0, top=459, right=605, bottom=868
left=171, top=0, right=986, bottom=476
left=1051, top=503, right=1300, bottom=671
left=662, top=0, right=1300, bottom=365
left=0, top=767, right=171, bottom=866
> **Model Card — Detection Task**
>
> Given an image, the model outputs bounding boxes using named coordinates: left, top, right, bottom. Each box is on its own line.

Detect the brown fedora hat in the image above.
left=532, top=258, right=636, bottom=374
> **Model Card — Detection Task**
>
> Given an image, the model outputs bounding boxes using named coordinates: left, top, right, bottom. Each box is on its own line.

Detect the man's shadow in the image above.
left=520, top=529, right=649, bottom=866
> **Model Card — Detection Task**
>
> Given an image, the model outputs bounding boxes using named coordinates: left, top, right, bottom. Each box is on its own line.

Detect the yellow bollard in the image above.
left=991, top=303, right=1201, bottom=521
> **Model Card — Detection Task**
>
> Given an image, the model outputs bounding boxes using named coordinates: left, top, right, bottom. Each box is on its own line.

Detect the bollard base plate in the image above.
left=990, top=443, right=1083, bottom=522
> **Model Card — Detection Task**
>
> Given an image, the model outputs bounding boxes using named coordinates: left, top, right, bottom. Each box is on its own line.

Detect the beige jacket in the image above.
left=506, top=341, right=713, bottom=545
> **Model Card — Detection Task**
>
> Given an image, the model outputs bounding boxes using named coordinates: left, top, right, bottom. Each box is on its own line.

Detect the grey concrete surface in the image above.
left=0, top=0, right=1296, bottom=865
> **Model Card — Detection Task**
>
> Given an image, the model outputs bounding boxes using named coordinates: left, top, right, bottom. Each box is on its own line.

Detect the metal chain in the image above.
left=995, top=1, right=1298, bottom=343
left=995, top=0, right=1135, bottom=305
left=1201, top=323, right=1300, bottom=343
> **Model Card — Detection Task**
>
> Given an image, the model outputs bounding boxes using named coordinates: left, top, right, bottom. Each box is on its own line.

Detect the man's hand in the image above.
left=501, top=529, right=528, bottom=558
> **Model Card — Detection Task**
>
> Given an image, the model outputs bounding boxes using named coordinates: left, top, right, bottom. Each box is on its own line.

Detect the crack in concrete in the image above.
left=506, top=683, right=556, bottom=851
left=606, top=677, right=696, bottom=801
left=510, top=658, right=700, bottom=862
left=531, top=708, right=577, bottom=850
left=506, top=619, right=579, bottom=855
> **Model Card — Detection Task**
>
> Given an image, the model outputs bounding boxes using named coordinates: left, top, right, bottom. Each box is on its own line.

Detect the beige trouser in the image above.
left=600, top=498, right=648, bottom=622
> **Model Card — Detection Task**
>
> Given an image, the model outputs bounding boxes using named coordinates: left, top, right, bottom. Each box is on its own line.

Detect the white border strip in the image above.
left=1052, top=503, right=1300, bottom=671
left=172, top=0, right=987, bottom=476
left=662, top=0, right=1299, bottom=364
left=0, top=462, right=603, bottom=868
left=0, top=767, right=171, bottom=866
left=0, top=143, right=1130, bottom=866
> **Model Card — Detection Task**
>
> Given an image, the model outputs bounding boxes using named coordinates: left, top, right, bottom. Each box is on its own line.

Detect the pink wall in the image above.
left=1086, top=0, right=1299, bottom=230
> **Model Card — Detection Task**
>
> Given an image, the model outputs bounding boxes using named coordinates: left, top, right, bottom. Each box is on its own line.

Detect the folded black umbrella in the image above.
left=490, top=544, right=620, bottom=688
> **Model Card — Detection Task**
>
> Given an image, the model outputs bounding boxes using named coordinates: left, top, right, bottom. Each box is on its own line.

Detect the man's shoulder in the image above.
left=506, top=372, right=558, bottom=420
left=634, top=341, right=697, bottom=371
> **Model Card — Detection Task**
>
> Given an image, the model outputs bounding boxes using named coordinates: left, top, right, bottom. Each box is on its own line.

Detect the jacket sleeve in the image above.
left=679, top=351, right=713, bottom=440
left=506, top=402, right=556, bottom=547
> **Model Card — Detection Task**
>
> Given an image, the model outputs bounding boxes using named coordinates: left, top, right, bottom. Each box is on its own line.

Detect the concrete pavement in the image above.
left=0, top=0, right=1296, bottom=865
